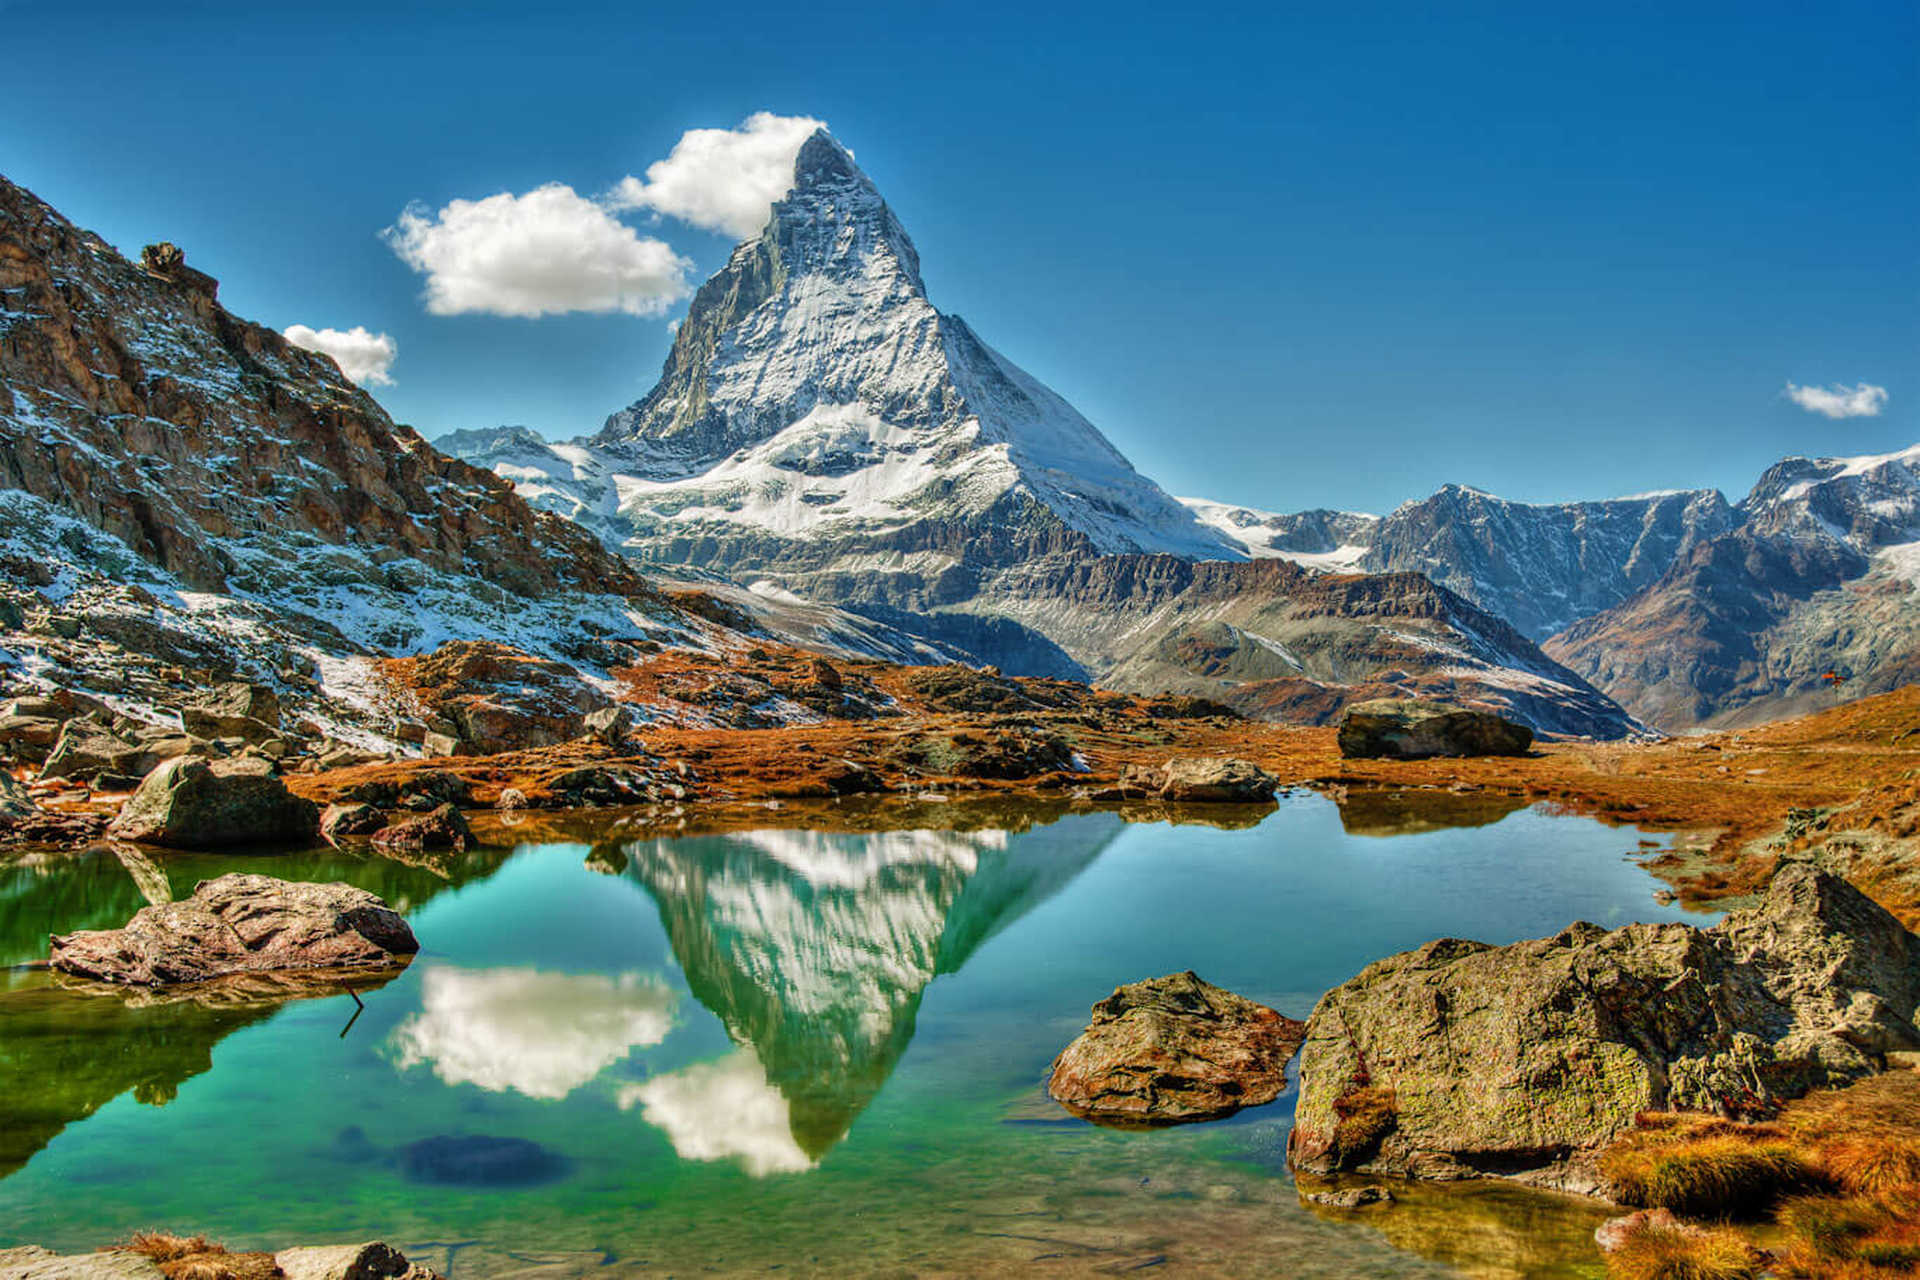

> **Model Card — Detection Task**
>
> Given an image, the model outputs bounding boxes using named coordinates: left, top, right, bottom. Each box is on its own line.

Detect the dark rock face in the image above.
left=39, top=718, right=155, bottom=782
left=50, top=874, right=418, bottom=987
left=1289, top=865, right=1920, bottom=1191
left=1047, top=971, right=1307, bottom=1126
left=107, top=754, right=319, bottom=848
left=1336, top=699, right=1533, bottom=759
left=321, top=801, right=387, bottom=840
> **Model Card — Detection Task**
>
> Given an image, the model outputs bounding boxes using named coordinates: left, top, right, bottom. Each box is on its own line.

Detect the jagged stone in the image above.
left=39, top=717, right=154, bottom=781
left=50, top=873, right=417, bottom=986
left=179, top=680, right=281, bottom=741
left=1336, top=699, right=1533, bottom=760
left=108, top=754, right=319, bottom=848
left=1289, top=864, right=1920, bottom=1191
left=1047, top=970, right=1307, bottom=1126
left=371, top=803, right=471, bottom=853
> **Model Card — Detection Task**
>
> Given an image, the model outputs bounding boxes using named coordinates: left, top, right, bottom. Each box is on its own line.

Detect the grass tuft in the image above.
left=1602, top=1122, right=1822, bottom=1217
left=1603, top=1225, right=1760, bottom=1280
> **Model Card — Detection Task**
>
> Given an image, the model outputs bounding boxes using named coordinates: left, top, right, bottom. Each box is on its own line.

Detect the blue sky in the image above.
left=4, top=0, right=1914, bottom=513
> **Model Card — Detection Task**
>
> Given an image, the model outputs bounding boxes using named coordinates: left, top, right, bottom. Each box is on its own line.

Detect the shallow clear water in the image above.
left=0, top=792, right=1707, bottom=1277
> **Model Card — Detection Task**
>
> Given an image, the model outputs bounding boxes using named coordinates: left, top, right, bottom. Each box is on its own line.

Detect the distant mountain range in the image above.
left=442, top=131, right=1647, bottom=738
left=4, top=131, right=1911, bottom=744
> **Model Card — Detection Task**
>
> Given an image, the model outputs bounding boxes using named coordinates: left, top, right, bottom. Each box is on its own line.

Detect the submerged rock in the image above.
left=397, top=1134, right=568, bottom=1187
left=1047, top=970, right=1307, bottom=1126
left=1289, top=864, right=1920, bottom=1190
left=1336, top=699, right=1533, bottom=760
left=50, top=873, right=418, bottom=987
left=108, top=754, right=319, bottom=848
left=1304, top=1184, right=1395, bottom=1209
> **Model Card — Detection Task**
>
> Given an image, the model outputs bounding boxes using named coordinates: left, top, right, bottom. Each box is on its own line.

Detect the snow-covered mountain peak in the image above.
left=458, top=131, right=1238, bottom=600
left=1741, top=442, right=1920, bottom=552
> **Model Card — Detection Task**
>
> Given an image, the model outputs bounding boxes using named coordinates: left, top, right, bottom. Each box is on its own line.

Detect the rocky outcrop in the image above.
left=1105, top=757, right=1280, bottom=802
left=1336, top=699, right=1534, bottom=759
left=1289, top=864, right=1920, bottom=1190
left=50, top=874, right=418, bottom=987
left=107, top=755, right=319, bottom=848
left=385, top=641, right=612, bottom=754
left=1047, top=971, right=1307, bottom=1126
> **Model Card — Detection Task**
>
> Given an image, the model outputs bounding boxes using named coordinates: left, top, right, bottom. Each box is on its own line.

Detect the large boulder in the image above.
left=371, top=802, right=472, bottom=853
left=1336, top=699, right=1533, bottom=760
left=108, top=754, right=319, bottom=848
left=1158, top=757, right=1280, bottom=802
left=49, top=873, right=418, bottom=987
left=179, top=681, right=282, bottom=742
left=1289, top=864, right=1920, bottom=1191
left=1047, top=970, right=1307, bottom=1126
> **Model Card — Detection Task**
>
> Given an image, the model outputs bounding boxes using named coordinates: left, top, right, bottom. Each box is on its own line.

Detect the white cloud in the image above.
left=617, top=1048, right=814, bottom=1177
left=386, top=966, right=675, bottom=1099
left=607, top=113, right=828, bottom=240
left=283, top=324, right=397, bottom=386
left=384, top=184, right=692, bottom=318
left=1785, top=381, right=1890, bottom=419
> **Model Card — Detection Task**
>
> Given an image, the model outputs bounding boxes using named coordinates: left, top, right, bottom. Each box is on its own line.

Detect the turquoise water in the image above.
left=0, top=793, right=1705, bottom=1277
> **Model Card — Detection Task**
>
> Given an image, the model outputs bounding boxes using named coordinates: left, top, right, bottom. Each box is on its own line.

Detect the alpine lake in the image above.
left=0, top=789, right=1715, bottom=1278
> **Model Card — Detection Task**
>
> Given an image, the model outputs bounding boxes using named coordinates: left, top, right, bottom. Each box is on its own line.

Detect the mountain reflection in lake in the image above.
left=0, top=792, right=1703, bottom=1276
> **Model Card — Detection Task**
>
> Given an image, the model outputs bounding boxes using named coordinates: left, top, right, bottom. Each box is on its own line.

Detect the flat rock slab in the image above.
left=50, top=873, right=418, bottom=987
left=1048, top=970, right=1306, bottom=1126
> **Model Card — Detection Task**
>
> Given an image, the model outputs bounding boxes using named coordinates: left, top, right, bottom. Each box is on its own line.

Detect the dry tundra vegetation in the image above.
left=38, top=658, right=1920, bottom=1278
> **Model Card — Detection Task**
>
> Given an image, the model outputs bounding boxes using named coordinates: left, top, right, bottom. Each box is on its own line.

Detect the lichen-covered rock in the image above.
left=108, top=754, right=319, bottom=848
left=1047, top=970, right=1307, bottom=1126
left=1157, top=757, right=1280, bottom=802
left=0, top=770, right=35, bottom=823
left=1289, top=864, right=1920, bottom=1190
left=49, top=873, right=417, bottom=987
left=1336, top=699, right=1533, bottom=759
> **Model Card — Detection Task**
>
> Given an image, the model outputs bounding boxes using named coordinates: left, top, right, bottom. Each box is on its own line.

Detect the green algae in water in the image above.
left=0, top=793, right=1694, bottom=1276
